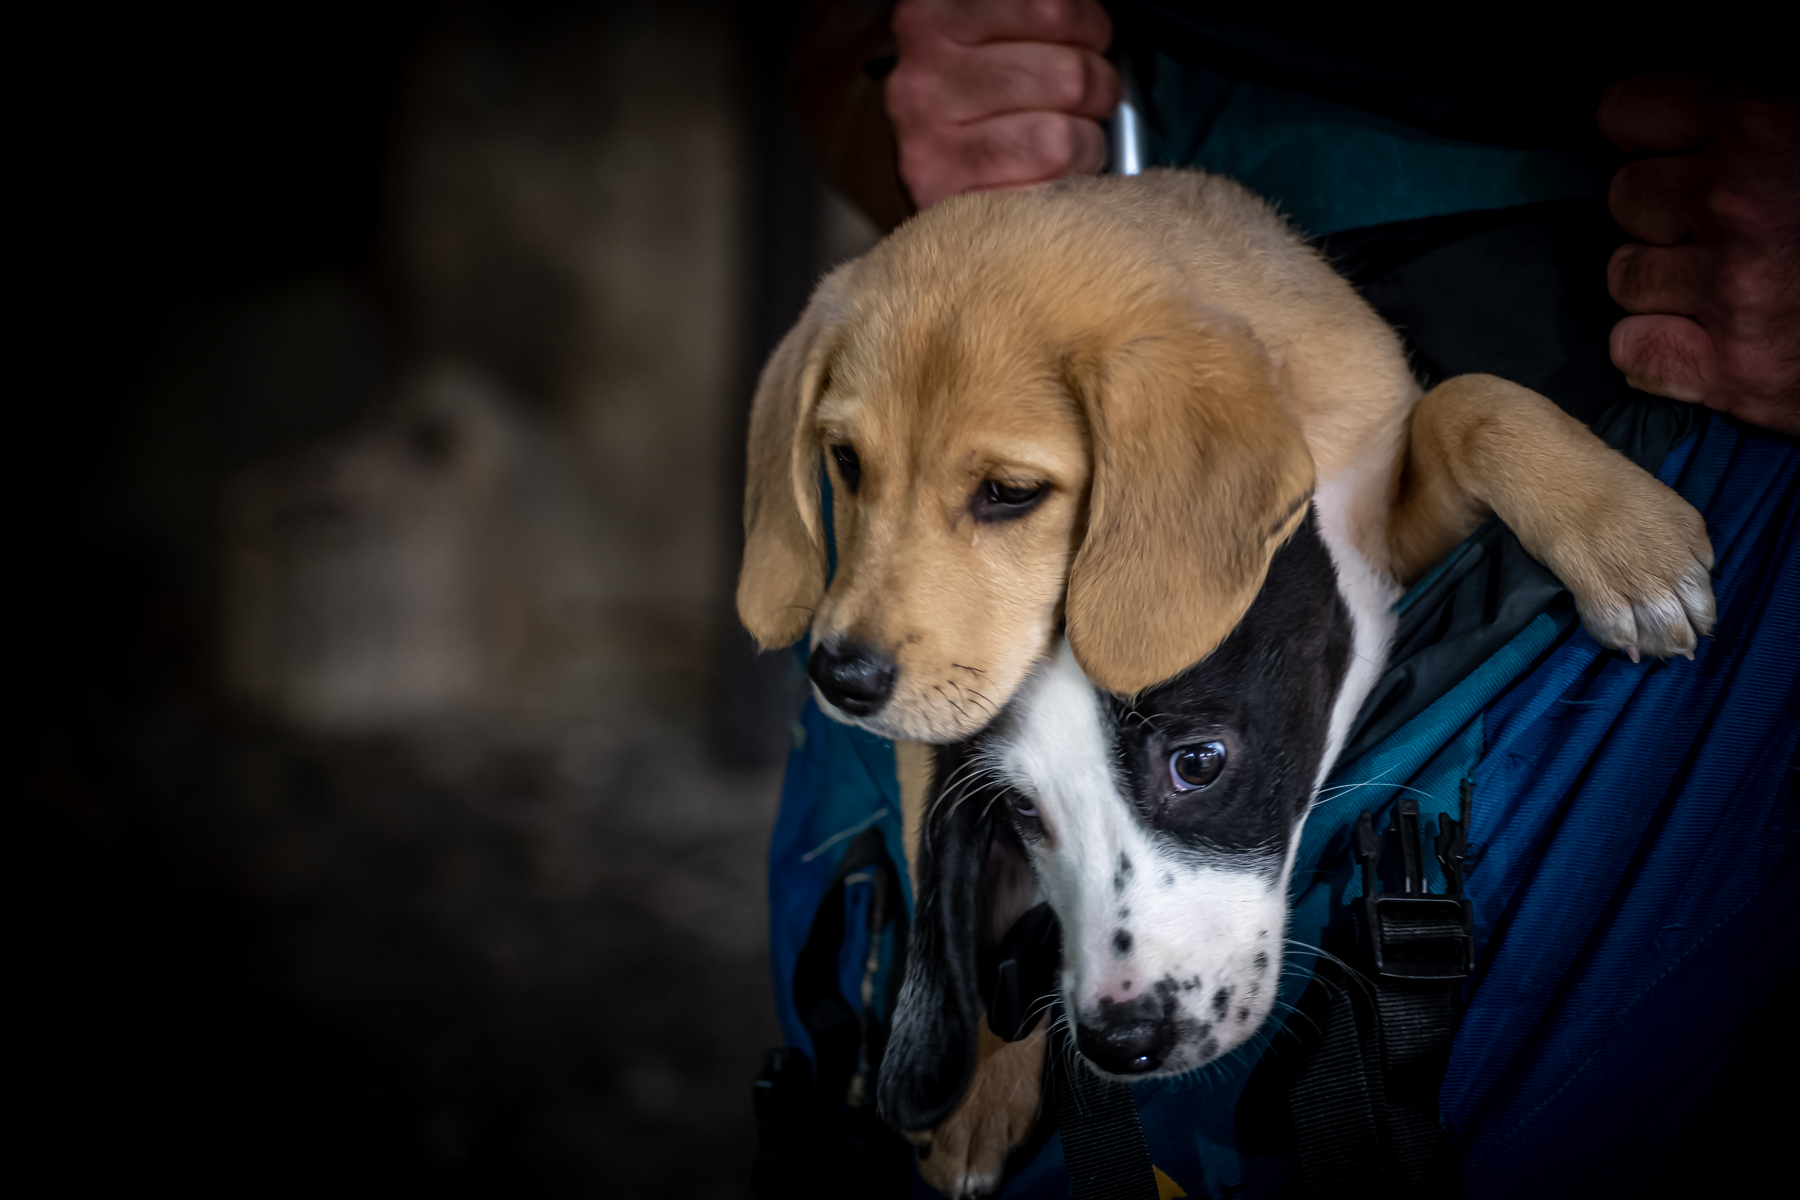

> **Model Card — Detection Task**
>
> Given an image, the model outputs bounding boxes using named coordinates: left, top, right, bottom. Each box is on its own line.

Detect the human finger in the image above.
left=1613, top=298, right=1800, bottom=436
left=1597, top=71, right=1721, bottom=153
left=891, top=40, right=1118, bottom=127
left=1611, top=313, right=1717, bottom=405
left=1607, top=242, right=1712, bottom=318
left=1608, top=152, right=1710, bottom=245
left=898, top=0, right=1114, bottom=53
left=899, top=110, right=1107, bottom=208
left=937, top=109, right=1107, bottom=192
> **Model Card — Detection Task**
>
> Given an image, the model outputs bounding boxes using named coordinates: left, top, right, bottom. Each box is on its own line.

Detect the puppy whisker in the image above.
left=1264, top=996, right=1321, bottom=1040
left=931, top=683, right=971, bottom=724
left=1308, top=777, right=1443, bottom=815
left=1282, top=938, right=1374, bottom=997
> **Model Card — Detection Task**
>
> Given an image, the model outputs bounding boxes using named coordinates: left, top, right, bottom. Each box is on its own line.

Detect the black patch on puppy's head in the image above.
left=1108, top=511, right=1353, bottom=866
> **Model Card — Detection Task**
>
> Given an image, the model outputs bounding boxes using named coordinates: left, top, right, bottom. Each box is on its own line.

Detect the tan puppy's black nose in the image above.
left=808, top=642, right=896, bottom=717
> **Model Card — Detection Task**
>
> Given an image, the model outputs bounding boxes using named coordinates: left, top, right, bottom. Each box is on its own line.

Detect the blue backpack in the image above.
left=752, top=198, right=1800, bottom=1199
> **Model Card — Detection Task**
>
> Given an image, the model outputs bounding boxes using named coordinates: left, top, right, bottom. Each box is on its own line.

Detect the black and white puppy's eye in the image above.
left=831, top=444, right=862, bottom=493
left=1169, top=742, right=1226, bottom=792
left=1008, top=791, right=1040, bottom=820
left=972, top=478, right=1047, bottom=521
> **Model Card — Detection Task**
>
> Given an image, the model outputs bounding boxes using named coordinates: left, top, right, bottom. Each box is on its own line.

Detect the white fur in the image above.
left=991, top=642, right=1293, bottom=1078
left=1311, top=471, right=1402, bottom=793
left=981, top=486, right=1392, bottom=1080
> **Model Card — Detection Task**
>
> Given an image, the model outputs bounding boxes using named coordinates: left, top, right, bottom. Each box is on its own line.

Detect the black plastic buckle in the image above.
left=1354, top=788, right=1474, bottom=982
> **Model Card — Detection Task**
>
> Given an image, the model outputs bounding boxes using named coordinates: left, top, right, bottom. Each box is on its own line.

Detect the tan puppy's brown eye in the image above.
left=973, top=479, right=1047, bottom=522
left=831, top=444, right=861, bottom=493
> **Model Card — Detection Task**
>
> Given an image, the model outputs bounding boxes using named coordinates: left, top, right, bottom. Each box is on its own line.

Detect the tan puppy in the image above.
left=738, top=170, right=1713, bottom=1195
left=740, top=171, right=1711, bottom=740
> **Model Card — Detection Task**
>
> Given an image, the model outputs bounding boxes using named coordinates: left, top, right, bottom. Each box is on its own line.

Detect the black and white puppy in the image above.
left=881, top=507, right=1385, bottom=1127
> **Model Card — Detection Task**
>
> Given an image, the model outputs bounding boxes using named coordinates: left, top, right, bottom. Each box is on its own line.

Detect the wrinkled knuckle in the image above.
left=1704, top=184, right=1774, bottom=233
left=1615, top=319, right=1690, bottom=382
left=1607, top=244, right=1644, bottom=297
left=1714, top=260, right=1778, bottom=316
left=1033, top=115, right=1081, bottom=171
left=1090, top=62, right=1121, bottom=111
left=885, top=68, right=937, bottom=126
left=1611, top=319, right=1649, bottom=370
left=1044, top=50, right=1087, bottom=109
left=1655, top=329, right=1707, bottom=374
left=1070, top=119, right=1106, bottom=172
left=1714, top=339, right=1786, bottom=390
left=1028, top=0, right=1081, bottom=38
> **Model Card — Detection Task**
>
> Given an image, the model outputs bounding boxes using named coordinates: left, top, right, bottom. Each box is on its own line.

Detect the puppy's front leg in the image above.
left=896, top=739, right=933, bottom=898
left=908, top=1016, right=1047, bottom=1199
left=1388, top=374, right=1715, bottom=659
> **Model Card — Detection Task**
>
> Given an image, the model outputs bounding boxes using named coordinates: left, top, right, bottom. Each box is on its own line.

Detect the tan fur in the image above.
left=894, top=738, right=935, bottom=899
left=741, top=170, right=1716, bottom=1189
left=741, top=173, right=1383, bottom=741
left=907, top=1017, right=1046, bottom=1199
left=736, top=273, right=842, bottom=649
left=740, top=171, right=1712, bottom=739
left=1390, top=374, right=1714, bottom=656
left=1062, top=302, right=1316, bottom=692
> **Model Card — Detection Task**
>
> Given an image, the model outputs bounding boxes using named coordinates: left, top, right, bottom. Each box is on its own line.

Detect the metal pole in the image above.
left=1110, top=52, right=1145, bottom=176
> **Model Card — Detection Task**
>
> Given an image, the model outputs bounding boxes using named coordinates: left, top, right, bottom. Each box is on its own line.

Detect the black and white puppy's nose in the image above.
left=808, top=641, right=897, bottom=716
left=1077, top=1004, right=1173, bottom=1076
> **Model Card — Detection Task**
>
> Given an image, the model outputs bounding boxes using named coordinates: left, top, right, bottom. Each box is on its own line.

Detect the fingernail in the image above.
left=1625, top=645, right=1641, bottom=663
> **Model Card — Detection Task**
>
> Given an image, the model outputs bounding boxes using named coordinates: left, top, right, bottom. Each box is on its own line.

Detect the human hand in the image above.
left=886, top=0, right=1120, bottom=210
left=1601, top=73, right=1800, bottom=437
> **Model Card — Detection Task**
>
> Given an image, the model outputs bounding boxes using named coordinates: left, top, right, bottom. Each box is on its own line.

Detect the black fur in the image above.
left=879, top=510, right=1354, bottom=1122
left=875, top=741, right=1000, bottom=1132
left=1107, top=511, right=1353, bottom=869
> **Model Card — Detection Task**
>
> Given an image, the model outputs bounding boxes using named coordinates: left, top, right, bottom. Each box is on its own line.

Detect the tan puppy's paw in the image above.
left=1400, top=374, right=1717, bottom=662
left=1528, top=468, right=1715, bottom=661
left=908, top=1021, right=1045, bottom=1199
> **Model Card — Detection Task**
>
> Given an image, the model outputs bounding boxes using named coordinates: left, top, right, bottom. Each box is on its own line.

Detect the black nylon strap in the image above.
left=1284, top=966, right=1463, bottom=1199
left=1285, top=796, right=1471, bottom=1199
left=1374, top=981, right=1461, bottom=1196
left=1288, top=977, right=1385, bottom=1199
left=1047, top=1018, right=1161, bottom=1200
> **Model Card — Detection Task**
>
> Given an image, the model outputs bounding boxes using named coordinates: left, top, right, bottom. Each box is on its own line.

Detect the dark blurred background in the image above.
left=13, top=3, right=877, bottom=1194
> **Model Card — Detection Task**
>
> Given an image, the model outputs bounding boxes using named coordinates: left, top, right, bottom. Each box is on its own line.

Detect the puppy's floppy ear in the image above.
left=736, top=280, right=841, bottom=648
left=1066, top=305, right=1315, bottom=694
left=878, top=743, right=990, bottom=1133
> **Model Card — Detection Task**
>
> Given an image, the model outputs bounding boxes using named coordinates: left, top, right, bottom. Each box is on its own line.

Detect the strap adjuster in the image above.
left=1354, top=791, right=1474, bottom=981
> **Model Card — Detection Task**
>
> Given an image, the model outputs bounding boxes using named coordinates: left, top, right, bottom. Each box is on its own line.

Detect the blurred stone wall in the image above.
left=18, top=2, right=877, bottom=1196
left=225, top=4, right=772, bottom=735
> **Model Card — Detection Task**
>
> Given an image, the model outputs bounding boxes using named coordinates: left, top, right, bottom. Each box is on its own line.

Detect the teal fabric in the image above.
left=764, top=573, right=1542, bottom=1193
left=1150, top=614, right=1556, bottom=1192
left=764, top=57, right=1630, bottom=1192
left=1142, top=60, right=1609, bottom=236
left=767, top=469, right=915, bottom=1061
left=998, top=608, right=1563, bottom=1198
left=767, top=690, right=911, bottom=1062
